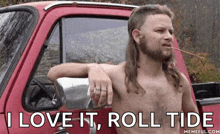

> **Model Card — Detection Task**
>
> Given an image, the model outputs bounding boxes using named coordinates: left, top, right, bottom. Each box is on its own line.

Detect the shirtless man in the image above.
left=47, top=5, right=200, bottom=134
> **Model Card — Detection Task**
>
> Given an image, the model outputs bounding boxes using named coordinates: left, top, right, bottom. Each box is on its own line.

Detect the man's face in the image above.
left=138, top=14, right=174, bottom=61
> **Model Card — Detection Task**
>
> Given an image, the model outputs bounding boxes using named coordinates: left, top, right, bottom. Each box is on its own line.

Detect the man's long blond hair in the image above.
left=125, top=4, right=181, bottom=94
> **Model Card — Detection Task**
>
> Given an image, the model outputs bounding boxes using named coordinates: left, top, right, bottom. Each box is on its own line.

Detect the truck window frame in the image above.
left=22, top=15, right=129, bottom=112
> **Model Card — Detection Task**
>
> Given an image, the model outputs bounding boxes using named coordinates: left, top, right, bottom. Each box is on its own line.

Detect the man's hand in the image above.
left=88, top=64, right=113, bottom=107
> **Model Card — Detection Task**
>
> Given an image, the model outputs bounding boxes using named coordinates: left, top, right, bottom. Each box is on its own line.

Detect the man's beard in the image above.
left=139, top=37, right=173, bottom=62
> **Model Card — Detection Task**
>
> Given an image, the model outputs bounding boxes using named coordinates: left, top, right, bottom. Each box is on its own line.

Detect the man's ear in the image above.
left=132, top=29, right=142, bottom=44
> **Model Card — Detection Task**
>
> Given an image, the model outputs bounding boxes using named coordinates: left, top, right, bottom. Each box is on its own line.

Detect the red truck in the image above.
left=0, top=1, right=219, bottom=134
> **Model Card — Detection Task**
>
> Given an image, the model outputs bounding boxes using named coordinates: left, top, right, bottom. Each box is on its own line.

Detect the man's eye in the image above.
left=169, top=30, right=174, bottom=35
left=156, top=29, right=164, bottom=33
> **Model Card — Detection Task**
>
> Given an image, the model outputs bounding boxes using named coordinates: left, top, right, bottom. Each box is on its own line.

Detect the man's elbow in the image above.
left=47, top=67, right=57, bottom=84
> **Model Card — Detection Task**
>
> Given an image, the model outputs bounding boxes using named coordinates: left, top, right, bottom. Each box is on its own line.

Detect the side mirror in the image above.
left=54, top=77, right=106, bottom=110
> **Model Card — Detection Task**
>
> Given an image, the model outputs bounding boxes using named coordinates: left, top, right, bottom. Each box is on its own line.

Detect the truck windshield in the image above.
left=0, top=11, right=33, bottom=89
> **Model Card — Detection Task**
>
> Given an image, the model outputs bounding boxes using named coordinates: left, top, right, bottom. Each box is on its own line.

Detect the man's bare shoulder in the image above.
left=179, top=72, right=191, bottom=93
left=179, top=72, right=190, bottom=85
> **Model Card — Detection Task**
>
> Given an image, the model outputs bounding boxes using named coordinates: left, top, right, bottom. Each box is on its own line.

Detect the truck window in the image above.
left=23, top=17, right=128, bottom=112
left=0, top=11, right=33, bottom=95
left=62, top=17, right=128, bottom=64
left=34, top=22, right=60, bottom=78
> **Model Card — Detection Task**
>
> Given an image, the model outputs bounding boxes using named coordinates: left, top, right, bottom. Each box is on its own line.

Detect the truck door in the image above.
left=5, top=4, right=131, bottom=134
left=0, top=6, right=38, bottom=134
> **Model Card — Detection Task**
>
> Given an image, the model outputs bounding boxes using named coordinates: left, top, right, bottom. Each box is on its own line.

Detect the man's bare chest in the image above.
left=118, top=84, right=182, bottom=110
left=112, top=81, right=182, bottom=125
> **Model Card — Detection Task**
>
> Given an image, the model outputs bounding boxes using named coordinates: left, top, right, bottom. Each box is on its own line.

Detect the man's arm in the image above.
left=181, top=73, right=201, bottom=132
left=47, top=63, right=90, bottom=83
left=47, top=63, right=113, bottom=106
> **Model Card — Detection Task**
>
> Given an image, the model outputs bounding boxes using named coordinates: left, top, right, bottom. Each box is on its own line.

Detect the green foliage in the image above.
left=0, top=0, right=10, bottom=7
left=183, top=52, right=219, bottom=83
